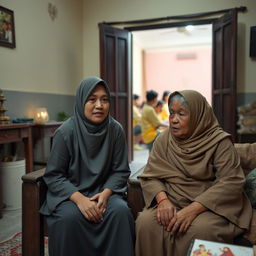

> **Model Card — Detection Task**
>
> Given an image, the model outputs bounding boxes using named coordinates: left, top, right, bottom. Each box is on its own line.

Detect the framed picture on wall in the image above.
left=0, top=6, right=16, bottom=48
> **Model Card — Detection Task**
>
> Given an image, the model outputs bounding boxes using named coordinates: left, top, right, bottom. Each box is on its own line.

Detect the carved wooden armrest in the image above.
left=127, top=178, right=145, bottom=219
left=22, top=168, right=45, bottom=183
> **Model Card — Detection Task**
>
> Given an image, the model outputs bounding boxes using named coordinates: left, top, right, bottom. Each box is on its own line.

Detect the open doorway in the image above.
left=132, top=24, right=213, bottom=105
left=100, top=8, right=239, bottom=161
left=131, top=24, right=212, bottom=155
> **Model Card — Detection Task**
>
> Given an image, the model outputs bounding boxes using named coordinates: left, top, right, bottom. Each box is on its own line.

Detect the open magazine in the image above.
left=187, top=239, right=254, bottom=256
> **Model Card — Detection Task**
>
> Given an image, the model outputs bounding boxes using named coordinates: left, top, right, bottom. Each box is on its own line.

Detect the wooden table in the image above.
left=0, top=122, right=63, bottom=172
left=0, top=123, right=33, bottom=218
left=0, top=123, right=33, bottom=173
left=0, top=122, right=62, bottom=218
left=33, top=122, right=62, bottom=143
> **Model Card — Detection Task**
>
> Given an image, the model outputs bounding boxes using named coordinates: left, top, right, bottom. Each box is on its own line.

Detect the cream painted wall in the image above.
left=0, top=0, right=83, bottom=95
left=82, top=0, right=256, bottom=93
left=132, top=42, right=143, bottom=97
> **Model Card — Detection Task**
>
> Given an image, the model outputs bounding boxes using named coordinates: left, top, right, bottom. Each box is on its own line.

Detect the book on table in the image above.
left=187, top=238, right=254, bottom=256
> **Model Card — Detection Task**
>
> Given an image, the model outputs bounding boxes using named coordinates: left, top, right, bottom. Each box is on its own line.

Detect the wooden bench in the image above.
left=22, top=167, right=254, bottom=255
left=21, top=168, right=144, bottom=256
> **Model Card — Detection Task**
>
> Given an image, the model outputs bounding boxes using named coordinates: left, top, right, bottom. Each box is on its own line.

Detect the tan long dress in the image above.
left=135, top=90, right=252, bottom=256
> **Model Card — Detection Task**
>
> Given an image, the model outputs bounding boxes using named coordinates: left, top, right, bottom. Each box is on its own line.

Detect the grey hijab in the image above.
left=73, top=76, right=111, bottom=157
left=40, top=77, right=130, bottom=215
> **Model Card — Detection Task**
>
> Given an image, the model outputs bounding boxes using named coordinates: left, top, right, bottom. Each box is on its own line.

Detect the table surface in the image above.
left=0, top=122, right=63, bottom=169
left=0, top=122, right=32, bottom=130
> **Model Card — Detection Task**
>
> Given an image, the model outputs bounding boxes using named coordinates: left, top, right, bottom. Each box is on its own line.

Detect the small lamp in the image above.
left=34, top=107, right=49, bottom=124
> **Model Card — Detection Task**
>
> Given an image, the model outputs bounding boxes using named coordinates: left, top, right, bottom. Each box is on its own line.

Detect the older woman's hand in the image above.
left=167, top=201, right=207, bottom=234
left=157, top=199, right=177, bottom=228
left=156, top=192, right=177, bottom=228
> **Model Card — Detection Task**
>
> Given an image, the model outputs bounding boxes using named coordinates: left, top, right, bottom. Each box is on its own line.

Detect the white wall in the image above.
left=82, top=0, right=256, bottom=93
left=0, top=0, right=83, bottom=95
left=132, top=41, right=143, bottom=97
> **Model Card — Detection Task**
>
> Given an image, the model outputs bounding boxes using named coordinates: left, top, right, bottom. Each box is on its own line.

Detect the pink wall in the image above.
left=144, top=46, right=212, bottom=104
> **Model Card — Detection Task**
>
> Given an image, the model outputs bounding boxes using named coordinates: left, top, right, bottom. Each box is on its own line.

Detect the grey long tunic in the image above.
left=40, top=118, right=134, bottom=256
left=40, top=117, right=131, bottom=215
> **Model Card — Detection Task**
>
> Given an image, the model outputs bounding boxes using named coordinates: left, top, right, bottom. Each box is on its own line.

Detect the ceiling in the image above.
left=132, top=24, right=212, bottom=50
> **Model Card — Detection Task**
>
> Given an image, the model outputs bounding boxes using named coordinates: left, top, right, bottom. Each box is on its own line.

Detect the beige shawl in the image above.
left=139, top=90, right=252, bottom=229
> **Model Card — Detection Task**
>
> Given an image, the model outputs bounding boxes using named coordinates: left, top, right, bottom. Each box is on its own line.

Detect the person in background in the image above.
left=154, top=100, right=169, bottom=131
left=154, top=100, right=165, bottom=120
left=160, top=90, right=171, bottom=122
left=40, top=77, right=135, bottom=256
left=136, top=90, right=252, bottom=256
left=133, top=94, right=143, bottom=150
left=141, top=90, right=168, bottom=151
left=140, top=100, right=146, bottom=110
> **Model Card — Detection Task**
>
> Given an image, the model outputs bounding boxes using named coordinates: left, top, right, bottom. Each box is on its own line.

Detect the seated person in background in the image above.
left=154, top=100, right=164, bottom=119
left=133, top=94, right=143, bottom=150
left=136, top=90, right=252, bottom=256
left=141, top=90, right=168, bottom=151
left=154, top=100, right=169, bottom=130
left=40, top=77, right=135, bottom=256
left=160, top=90, right=171, bottom=121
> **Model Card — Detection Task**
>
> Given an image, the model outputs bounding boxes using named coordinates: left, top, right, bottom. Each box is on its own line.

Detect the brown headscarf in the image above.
left=166, top=90, right=231, bottom=162
left=139, top=90, right=252, bottom=229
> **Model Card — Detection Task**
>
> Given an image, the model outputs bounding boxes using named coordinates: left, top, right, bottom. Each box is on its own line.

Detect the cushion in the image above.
left=234, top=143, right=256, bottom=171
left=245, top=170, right=256, bottom=209
left=244, top=209, right=256, bottom=245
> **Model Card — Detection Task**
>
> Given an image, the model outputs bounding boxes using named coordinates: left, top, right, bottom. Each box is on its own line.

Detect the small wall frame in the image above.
left=0, top=6, right=16, bottom=49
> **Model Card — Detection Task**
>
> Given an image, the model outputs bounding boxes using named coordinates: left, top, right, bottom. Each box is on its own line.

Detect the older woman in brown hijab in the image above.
left=135, top=90, right=252, bottom=256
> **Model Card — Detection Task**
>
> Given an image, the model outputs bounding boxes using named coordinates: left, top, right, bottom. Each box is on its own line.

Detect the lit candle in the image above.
left=34, top=108, right=49, bottom=124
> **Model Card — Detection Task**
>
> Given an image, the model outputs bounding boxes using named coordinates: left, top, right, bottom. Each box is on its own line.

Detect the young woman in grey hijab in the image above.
left=40, top=77, right=135, bottom=256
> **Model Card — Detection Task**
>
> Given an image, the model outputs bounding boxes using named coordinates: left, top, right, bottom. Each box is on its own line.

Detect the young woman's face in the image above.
left=169, top=100, right=190, bottom=139
left=84, top=84, right=110, bottom=124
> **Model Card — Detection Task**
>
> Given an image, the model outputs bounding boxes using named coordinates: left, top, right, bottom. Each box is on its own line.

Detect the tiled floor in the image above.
left=130, top=147, right=149, bottom=178
left=0, top=208, right=22, bottom=242
left=0, top=147, right=149, bottom=242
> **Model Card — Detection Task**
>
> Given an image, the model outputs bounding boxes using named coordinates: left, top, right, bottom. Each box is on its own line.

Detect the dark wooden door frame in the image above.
left=99, top=24, right=133, bottom=161
left=124, top=18, right=215, bottom=32
left=212, top=9, right=238, bottom=140
left=104, top=7, right=246, bottom=27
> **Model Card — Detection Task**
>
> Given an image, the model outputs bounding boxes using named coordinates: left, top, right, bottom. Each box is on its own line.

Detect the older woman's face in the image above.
left=169, top=100, right=190, bottom=139
left=84, top=84, right=110, bottom=123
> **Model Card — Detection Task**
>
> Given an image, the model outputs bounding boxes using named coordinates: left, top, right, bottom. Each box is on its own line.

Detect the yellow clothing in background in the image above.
left=141, top=104, right=161, bottom=143
left=133, top=105, right=141, bottom=127
left=160, top=103, right=169, bottom=121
